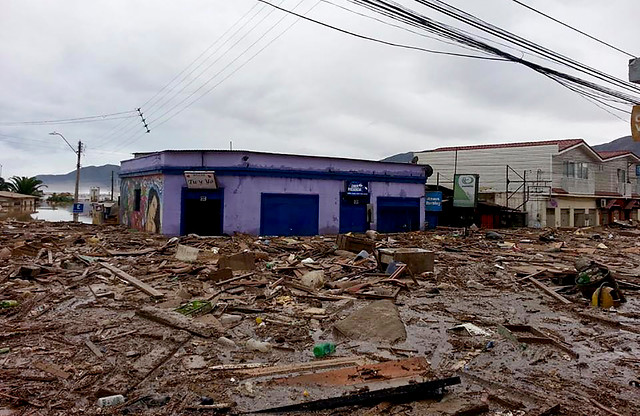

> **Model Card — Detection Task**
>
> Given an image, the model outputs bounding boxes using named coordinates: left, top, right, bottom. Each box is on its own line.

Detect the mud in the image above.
left=1, top=220, right=639, bottom=415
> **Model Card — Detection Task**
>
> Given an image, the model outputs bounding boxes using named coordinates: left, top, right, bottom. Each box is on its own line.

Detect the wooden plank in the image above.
left=526, top=276, right=572, bottom=304
left=237, top=356, right=368, bottom=377
left=136, top=306, right=220, bottom=338
left=99, top=262, right=163, bottom=298
left=33, top=361, right=71, bottom=379
left=84, top=339, right=104, bottom=358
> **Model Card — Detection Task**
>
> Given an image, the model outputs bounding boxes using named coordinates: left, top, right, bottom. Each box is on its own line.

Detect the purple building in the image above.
left=119, top=150, right=429, bottom=236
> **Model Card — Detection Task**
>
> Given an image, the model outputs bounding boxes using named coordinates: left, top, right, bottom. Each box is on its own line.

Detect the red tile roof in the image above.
left=597, top=150, right=640, bottom=160
left=425, top=139, right=584, bottom=153
left=551, top=188, right=569, bottom=194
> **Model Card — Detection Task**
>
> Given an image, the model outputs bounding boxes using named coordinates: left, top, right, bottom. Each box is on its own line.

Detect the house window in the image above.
left=563, top=161, right=588, bottom=179
left=617, top=169, right=626, bottom=183
left=134, top=189, right=141, bottom=212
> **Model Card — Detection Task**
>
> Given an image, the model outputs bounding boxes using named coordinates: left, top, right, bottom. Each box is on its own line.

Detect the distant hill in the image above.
left=381, top=151, right=415, bottom=163
left=593, top=136, right=640, bottom=154
left=37, top=164, right=120, bottom=194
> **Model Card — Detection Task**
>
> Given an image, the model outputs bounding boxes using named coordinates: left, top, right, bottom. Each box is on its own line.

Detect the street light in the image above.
left=50, top=132, right=83, bottom=222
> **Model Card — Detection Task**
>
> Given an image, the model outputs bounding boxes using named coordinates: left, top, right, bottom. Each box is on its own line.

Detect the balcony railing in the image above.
left=561, top=177, right=595, bottom=195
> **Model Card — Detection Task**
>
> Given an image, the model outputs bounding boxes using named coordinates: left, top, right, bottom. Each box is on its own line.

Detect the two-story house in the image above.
left=416, top=139, right=640, bottom=228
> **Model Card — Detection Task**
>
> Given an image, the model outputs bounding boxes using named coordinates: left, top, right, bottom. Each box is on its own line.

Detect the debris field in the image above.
left=1, top=220, right=640, bottom=415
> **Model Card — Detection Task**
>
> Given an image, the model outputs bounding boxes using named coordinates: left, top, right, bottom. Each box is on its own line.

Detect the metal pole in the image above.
left=523, top=170, right=526, bottom=212
left=73, top=141, right=82, bottom=222
left=111, top=170, right=114, bottom=201
left=436, top=172, right=440, bottom=188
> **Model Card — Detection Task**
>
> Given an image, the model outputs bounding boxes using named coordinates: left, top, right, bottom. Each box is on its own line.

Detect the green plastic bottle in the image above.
left=313, top=342, right=336, bottom=358
left=0, top=300, right=18, bottom=309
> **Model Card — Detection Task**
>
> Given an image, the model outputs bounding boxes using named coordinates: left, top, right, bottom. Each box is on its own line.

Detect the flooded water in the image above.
left=0, top=201, right=92, bottom=224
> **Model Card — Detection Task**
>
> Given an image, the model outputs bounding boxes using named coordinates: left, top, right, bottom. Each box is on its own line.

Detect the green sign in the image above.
left=453, top=174, right=479, bottom=208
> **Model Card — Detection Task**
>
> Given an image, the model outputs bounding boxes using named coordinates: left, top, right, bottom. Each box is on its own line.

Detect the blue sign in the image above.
left=636, top=165, right=640, bottom=177
left=346, top=181, right=369, bottom=196
left=72, top=203, right=84, bottom=213
left=425, top=191, right=442, bottom=212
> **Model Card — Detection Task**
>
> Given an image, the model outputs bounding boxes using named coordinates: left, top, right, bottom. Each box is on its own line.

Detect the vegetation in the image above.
left=7, top=176, right=47, bottom=196
left=0, top=177, right=10, bottom=192
left=47, top=192, right=74, bottom=203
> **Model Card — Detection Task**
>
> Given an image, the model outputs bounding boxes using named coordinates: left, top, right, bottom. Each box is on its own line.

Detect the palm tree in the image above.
left=0, top=177, right=10, bottom=192
left=8, top=176, right=47, bottom=196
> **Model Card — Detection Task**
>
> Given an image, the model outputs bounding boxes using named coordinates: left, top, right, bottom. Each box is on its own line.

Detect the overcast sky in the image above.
left=0, top=0, right=637, bottom=177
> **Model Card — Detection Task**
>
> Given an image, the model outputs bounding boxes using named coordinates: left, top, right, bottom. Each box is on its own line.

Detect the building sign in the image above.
left=425, top=191, right=443, bottom=212
left=345, top=180, right=369, bottom=196
left=633, top=105, right=640, bottom=142
left=72, top=203, right=84, bottom=213
left=184, top=171, right=218, bottom=189
left=636, top=165, right=640, bottom=177
left=453, top=174, right=479, bottom=208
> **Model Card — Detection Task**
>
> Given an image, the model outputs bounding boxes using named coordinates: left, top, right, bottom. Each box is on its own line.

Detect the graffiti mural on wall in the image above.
left=120, top=174, right=164, bottom=233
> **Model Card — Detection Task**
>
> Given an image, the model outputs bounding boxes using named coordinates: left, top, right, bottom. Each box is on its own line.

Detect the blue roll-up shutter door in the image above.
left=377, top=197, right=421, bottom=233
left=260, top=193, right=319, bottom=236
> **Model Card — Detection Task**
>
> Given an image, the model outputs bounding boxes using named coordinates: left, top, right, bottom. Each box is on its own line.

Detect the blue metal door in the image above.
left=339, top=193, right=369, bottom=233
left=260, top=193, right=319, bottom=236
left=377, top=197, right=420, bottom=233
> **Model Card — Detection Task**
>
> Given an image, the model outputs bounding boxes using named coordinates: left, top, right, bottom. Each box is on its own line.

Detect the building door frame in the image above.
left=180, top=188, right=224, bottom=236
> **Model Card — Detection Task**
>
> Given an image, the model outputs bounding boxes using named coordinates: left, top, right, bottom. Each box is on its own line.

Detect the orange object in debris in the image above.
left=273, top=357, right=430, bottom=386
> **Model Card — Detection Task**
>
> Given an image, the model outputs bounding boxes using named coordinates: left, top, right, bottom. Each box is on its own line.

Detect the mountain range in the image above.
left=36, top=164, right=120, bottom=194
left=381, top=136, right=638, bottom=163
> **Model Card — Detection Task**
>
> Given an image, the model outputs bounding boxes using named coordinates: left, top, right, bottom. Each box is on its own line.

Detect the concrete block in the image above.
left=378, top=248, right=434, bottom=274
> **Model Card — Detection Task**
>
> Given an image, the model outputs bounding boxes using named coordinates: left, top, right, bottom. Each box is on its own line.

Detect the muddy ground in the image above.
left=1, top=220, right=639, bottom=415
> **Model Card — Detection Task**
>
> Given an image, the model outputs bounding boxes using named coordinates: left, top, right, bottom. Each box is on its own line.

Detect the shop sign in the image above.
left=184, top=171, right=218, bottom=189
left=453, top=174, right=479, bottom=208
left=425, top=191, right=442, bottom=212
left=345, top=180, right=369, bottom=196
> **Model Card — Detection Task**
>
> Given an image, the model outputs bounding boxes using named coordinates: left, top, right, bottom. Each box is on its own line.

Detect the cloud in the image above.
left=0, top=0, right=634, bottom=178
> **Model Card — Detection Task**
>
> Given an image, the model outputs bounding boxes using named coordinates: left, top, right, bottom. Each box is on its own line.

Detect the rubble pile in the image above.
left=1, top=220, right=640, bottom=415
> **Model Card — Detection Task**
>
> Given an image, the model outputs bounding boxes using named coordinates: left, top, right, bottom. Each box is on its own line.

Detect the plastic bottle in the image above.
left=313, top=342, right=336, bottom=358
left=0, top=300, right=18, bottom=308
left=246, top=339, right=272, bottom=353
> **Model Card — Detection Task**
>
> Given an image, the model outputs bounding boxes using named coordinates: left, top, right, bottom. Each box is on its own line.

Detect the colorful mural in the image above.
left=120, top=174, right=164, bottom=233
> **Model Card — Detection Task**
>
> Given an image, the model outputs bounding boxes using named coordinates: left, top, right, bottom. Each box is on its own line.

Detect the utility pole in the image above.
left=50, top=132, right=83, bottom=222
left=73, top=140, right=82, bottom=222
left=110, top=171, right=114, bottom=201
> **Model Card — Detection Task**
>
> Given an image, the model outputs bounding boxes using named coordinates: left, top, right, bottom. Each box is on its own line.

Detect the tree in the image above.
left=8, top=176, right=47, bottom=196
left=0, top=177, right=10, bottom=192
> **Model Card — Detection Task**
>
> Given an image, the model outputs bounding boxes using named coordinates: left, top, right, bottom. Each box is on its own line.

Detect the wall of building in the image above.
left=546, top=196, right=597, bottom=227
left=416, top=145, right=554, bottom=194
left=161, top=173, right=425, bottom=236
left=552, top=146, right=598, bottom=194
left=121, top=151, right=427, bottom=236
left=596, top=156, right=639, bottom=196
left=120, top=174, right=164, bottom=233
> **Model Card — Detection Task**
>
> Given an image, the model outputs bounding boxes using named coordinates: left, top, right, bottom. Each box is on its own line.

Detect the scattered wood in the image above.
left=99, top=262, right=164, bottom=298
left=237, top=356, right=369, bottom=377
left=136, top=306, right=220, bottom=337
left=33, top=361, right=71, bottom=379
left=84, top=339, right=104, bottom=358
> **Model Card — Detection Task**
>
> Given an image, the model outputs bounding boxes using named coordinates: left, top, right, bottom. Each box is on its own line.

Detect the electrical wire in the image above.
left=509, top=0, right=636, bottom=58
left=0, top=110, right=137, bottom=126
left=258, top=0, right=507, bottom=60
left=408, top=0, right=640, bottom=95
left=94, top=3, right=267, bottom=147
left=115, top=0, right=322, bottom=151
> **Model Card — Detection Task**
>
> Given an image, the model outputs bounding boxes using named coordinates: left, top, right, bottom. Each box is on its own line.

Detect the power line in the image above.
left=101, top=2, right=285, bottom=150
left=259, top=0, right=507, bottom=61
left=408, top=0, right=640, bottom=95
left=509, top=0, right=636, bottom=58
left=116, top=0, right=322, bottom=151
left=0, top=110, right=137, bottom=126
